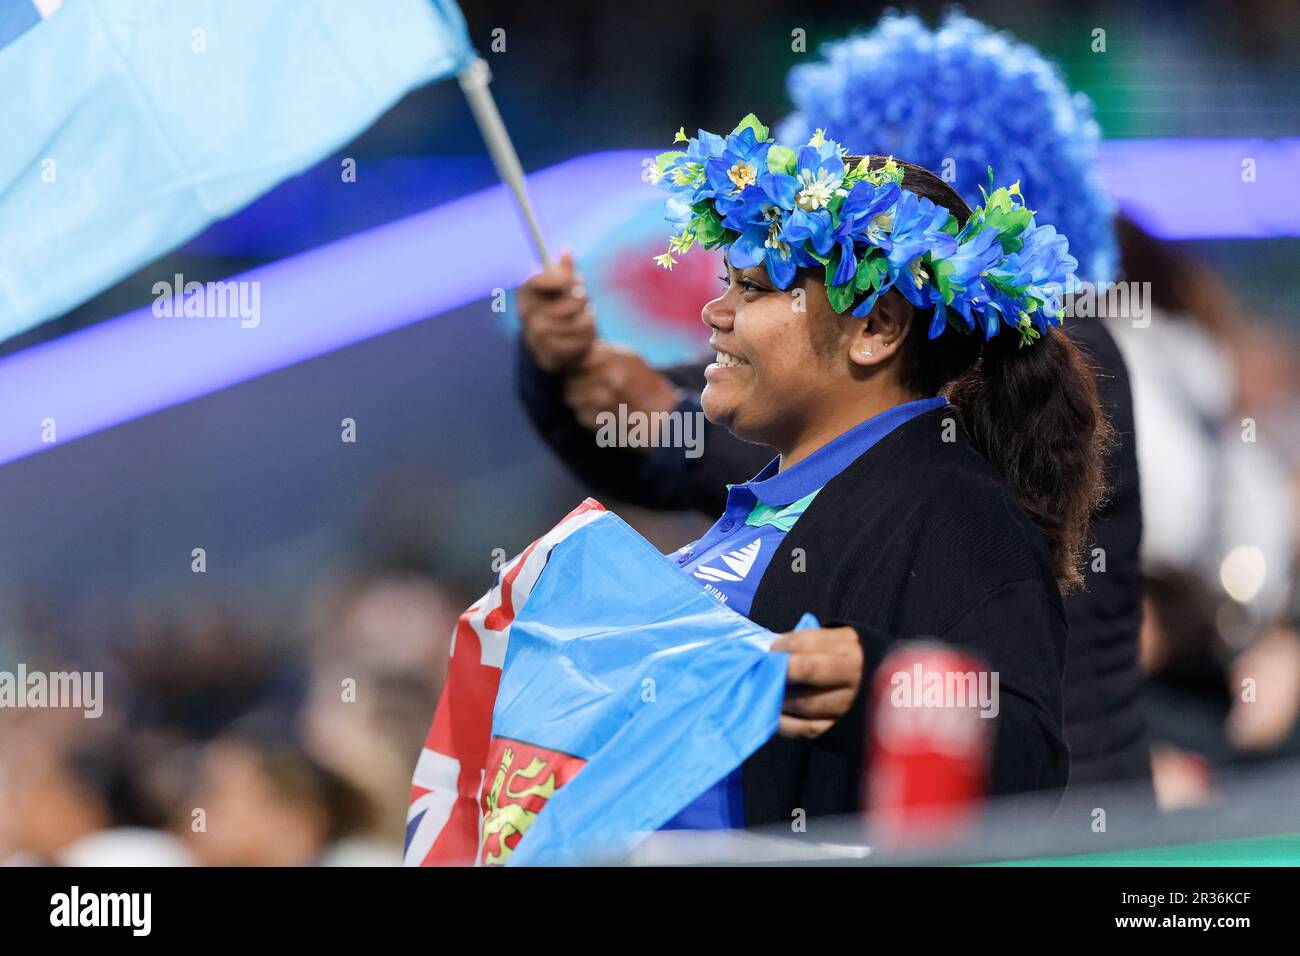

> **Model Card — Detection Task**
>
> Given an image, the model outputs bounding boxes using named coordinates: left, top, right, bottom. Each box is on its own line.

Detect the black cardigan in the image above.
left=515, top=321, right=1152, bottom=794
left=732, top=405, right=1069, bottom=825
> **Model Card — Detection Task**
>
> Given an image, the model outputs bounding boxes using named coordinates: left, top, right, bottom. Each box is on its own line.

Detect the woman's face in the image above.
left=700, top=262, right=845, bottom=447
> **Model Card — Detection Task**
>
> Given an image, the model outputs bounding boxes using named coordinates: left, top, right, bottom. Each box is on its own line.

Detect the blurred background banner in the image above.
left=4, top=138, right=1297, bottom=473
left=0, top=151, right=647, bottom=468
left=1, top=0, right=1298, bottom=868
left=0, top=0, right=475, bottom=337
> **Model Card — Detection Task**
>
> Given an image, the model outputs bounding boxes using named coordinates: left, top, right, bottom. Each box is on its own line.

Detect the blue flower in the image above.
left=827, top=180, right=901, bottom=286
left=933, top=225, right=1003, bottom=330
left=687, top=130, right=727, bottom=163
left=946, top=224, right=1003, bottom=286
left=716, top=172, right=807, bottom=288
left=726, top=214, right=801, bottom=288
left=991, top=221, right=1078, bottom=331
left=656, top=128, right=730, bottom=213
left=839, top=179, right=903, bottom=240
left=859, top=191, right=957, bottom=313
left=778, top=143, right=848, bottom=256
left=718, top=173, right=792, bottom=231
left=654, top=117, right=1080, bottom=349
left=883, top=191, right=957, bottom=271
left=980, top=287, right=1028, bottom=339
left=701, top=127, right=772, bottom=218
left=927, top=297, right=952, bottom=339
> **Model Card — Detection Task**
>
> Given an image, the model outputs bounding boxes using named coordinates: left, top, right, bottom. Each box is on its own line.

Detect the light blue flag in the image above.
left=492, top=511, right=791, bottom=866
left=0, top=0, right=475, bottom=338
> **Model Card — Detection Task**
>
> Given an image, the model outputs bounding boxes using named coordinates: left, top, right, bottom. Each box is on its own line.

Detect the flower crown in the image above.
left=650, top=115, right=1079, bottom=347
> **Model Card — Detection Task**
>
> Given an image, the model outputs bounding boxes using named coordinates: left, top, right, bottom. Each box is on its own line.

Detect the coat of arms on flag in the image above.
left=404, top=499, right=789, bottom=866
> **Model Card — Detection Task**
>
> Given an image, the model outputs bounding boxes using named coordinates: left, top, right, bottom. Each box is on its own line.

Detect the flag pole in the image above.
left=457, top=58, right=553, bottom=269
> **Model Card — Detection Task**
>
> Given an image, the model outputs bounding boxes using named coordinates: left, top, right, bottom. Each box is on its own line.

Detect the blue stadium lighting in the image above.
left=0, top=140, right=1295, bottom=467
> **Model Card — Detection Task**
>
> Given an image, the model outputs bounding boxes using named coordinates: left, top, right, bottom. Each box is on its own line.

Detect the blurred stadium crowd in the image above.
left=1113, top=217, right=1300, bottom=806
left=0, top=565, right=460, bottom=865
left=2, top=0, right=1299, bottom=864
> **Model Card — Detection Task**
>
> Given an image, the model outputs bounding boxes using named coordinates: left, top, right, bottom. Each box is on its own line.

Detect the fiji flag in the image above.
left=0, top=0, right=475, bottom=338
left=404, top=500, right=790, bottom=866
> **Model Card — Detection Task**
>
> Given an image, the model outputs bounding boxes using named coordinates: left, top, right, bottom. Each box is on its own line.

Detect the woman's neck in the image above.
left=776, top=382, right=923, bottom=472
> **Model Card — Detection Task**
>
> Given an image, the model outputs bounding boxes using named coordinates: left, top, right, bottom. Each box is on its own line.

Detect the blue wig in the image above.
left=778, top=10, right=1117, bottom=283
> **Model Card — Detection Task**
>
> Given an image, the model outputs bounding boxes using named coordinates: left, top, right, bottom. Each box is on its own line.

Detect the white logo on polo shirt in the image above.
left=693, top=540, right=762, bottom=583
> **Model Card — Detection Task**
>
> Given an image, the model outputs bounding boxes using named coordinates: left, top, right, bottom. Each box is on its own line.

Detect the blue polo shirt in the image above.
left=660, top=395, right=946, bottom=830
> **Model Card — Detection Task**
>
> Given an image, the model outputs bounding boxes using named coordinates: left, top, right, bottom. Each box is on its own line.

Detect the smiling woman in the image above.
left=693, top=150, right=1109, bottom=590
left=642, top=117, right=1109, bottom=830
left=513, top=116, right=1109, bottom=834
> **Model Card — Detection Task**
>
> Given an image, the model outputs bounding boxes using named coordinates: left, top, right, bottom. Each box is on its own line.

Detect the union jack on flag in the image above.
left=404, top=499, right=607, bottom=866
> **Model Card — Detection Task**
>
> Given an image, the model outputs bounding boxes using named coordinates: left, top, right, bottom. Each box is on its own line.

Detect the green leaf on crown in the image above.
left=766, top=144, right=796, bottom=175
left=932, top=257, right=956, bottom=303
left=993, top=208, right=1033, bottom=236
left=1015, top=315, right=1042, bottom=348
left=987, top=275, right=1029, bottom=301
left=825, top=260, right=856, bottom=313
left=827, top=283, right=856, bottom=314
left=733, top=113, right=769, bottom=142
left=708, top=227, right=739, bottom=251
left=691, top=208, right=725, bottom=247
left=803, top=245, right=831, bottom=266
left=827, top=192, right=847, bottom=221
left=655, top=150, right=685, bottom=172
left=844, top=156, right=873, bottom=183
left=854, top=252, right=886, bottom=293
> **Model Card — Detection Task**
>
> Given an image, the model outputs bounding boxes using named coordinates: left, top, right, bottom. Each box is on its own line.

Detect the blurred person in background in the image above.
left=514, top=11, right=1152, bottom=804
left=180, top=719, right=383, bottom=867
left=1108, top=216, right=1294, bottom=625
left=301, top=570, right=458, bottom=847
left=0, top=604, right=200, bottom=866
left=116, top=601, right=296, bottom=741
left=1107, top=215, right=1300, bottom=809
left=1, top=558, right=452, bottom=865
left=0, top=721, right=192, bottom=866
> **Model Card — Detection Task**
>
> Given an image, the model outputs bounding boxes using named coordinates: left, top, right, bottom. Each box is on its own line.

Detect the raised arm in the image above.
left=513, top=257, right=771, bottom=513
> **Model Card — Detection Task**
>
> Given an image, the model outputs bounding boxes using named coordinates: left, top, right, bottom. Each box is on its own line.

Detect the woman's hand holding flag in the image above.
left=772, top=626, right=864, bottom=739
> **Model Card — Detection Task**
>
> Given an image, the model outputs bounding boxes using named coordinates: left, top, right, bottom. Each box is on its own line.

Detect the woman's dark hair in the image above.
left=836, top=156, right=1111, bottom=591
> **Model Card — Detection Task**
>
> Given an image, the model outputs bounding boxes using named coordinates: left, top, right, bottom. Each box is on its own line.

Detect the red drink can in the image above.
left=865, top=641, right=994, bottom=847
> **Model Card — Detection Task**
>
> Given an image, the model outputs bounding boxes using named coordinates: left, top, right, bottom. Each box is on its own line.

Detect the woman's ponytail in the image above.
left=850, top=156, right=1111, bottom=590
left=946, top=330, right=1112, bottom=591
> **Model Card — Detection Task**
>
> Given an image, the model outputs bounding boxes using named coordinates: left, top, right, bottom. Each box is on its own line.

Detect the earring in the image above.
left=862, top=349, right=873, bottom=358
